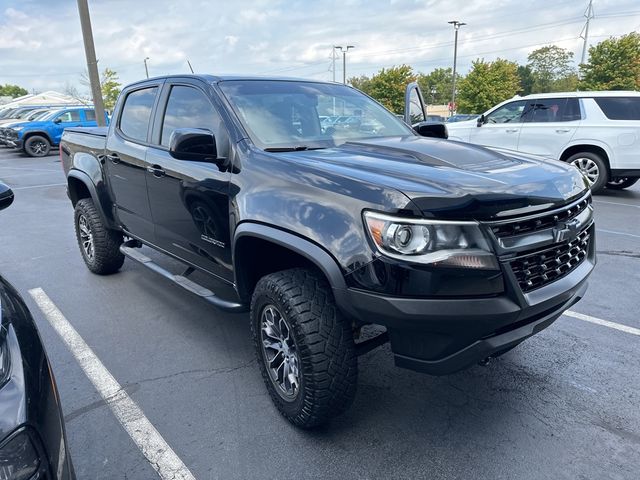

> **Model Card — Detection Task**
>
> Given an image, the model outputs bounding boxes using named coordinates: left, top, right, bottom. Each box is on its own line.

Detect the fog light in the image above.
left=0, top=430, right=40, bottom=480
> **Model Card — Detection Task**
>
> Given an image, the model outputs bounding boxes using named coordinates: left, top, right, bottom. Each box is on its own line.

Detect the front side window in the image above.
left=486, top=100, right=526, bottom=124
left=219, top=80, right=413, bottom=150
left=161, top=86, right=221, bottom=147
left=522, top=98, right=581, bottom=123
left=119, top=87, right=158, bottom=142
left=594, top=97, right=640, bottom=120
left=57, top=110, right=81, bottom=123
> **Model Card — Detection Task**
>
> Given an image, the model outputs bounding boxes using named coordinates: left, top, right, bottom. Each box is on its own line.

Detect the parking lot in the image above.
left=0, top=146, right=638, bottom=479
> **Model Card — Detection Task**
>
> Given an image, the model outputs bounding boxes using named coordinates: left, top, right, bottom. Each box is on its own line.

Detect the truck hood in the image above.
left=272, top=136, right=588, bottom=220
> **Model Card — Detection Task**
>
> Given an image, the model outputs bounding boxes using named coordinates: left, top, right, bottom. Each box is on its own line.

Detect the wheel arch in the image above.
left=233, top=223, right=353, bottom=314
left=560, top=143, right=612, bottom=175
left=67, top=170, right=116, bottom=228
left=22, top=130, right=53, bottom=145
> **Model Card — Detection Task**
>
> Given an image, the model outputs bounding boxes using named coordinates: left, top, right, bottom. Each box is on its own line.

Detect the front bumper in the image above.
left=343, top=233, right=595, bottom=375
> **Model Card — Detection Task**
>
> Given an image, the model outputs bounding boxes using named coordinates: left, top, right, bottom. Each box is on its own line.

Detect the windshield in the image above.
left=219, top=80, right=414, bottom=150
left=39, top=109, right=64, bottom=121
left=0, top=109, right=17, bottom=119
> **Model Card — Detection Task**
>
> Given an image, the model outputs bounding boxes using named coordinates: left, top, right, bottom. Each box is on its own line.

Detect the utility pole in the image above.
left=448, top=20, right=466, bottom=116
left=331, top=46, right=340, bottom=82
left=580, top=0, right=595, bottom=66
left=335, top=45, right=354, bottom=84
left=187, top=60, right=194, bottom=74
left=76, top=0, right=106, bottom=126
left=144, top=57, right=150, bottom=79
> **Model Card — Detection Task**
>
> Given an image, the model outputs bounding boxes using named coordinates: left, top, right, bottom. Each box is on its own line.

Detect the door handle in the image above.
left=556, top=129, right=571, bottom=133
left=107, top=153, right=121, bottom=164
left=147, top=165, right=166, bottom=177
left=505, top=129, right=519, bottom=133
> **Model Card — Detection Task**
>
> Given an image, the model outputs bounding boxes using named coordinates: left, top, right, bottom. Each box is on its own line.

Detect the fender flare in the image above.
left=233, top=222, right=358, bottom=319
left=67, top=169, right=115, bottom=228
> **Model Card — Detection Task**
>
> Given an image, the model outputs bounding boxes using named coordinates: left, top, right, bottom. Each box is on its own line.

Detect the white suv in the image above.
left=446, top=91, right=640, bottom=193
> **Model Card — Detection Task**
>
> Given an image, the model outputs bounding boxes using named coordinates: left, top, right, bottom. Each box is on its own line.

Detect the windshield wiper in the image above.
left=264, top=146, right=325, bottom=152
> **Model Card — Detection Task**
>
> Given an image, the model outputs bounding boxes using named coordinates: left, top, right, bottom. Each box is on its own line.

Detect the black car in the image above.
left=0, top=183, right=75, bottom=479
left=60, top=76, right=593, bottom=428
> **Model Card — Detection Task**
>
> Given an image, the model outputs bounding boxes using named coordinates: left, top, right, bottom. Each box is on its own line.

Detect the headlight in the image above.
left=0, top=429, right=40, bottom=480
left=10, top=127, right=23, bottom=132
left=363, top=211, right=498, bottom=269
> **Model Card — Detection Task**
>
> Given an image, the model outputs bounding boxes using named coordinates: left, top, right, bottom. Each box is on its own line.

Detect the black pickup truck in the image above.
left=60, top=75, right=595, bottom=428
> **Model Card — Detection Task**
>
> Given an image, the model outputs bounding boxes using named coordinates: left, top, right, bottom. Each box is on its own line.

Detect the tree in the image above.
left=0, top=84, right=28, bottom=98
left=350, top=65, right=416, bottom=114
left=80, top=68, right=122, bottom=110
left=456, top=58, right=520, bottom=114
left=416, top=67, right=461, bottom=105
left=516, top=65, right=534, bottom=96
left=579, top=32, right=640, bottom=90
left=527, top=45, right=577, bottom=93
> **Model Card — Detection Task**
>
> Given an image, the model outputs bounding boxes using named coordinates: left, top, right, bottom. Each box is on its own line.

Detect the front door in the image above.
left=469, top=99, right=526, bottom=151
left=145, top=81, right=233, bottom=282
left=51, top=109, right=83, bottom=144
left=104, top=84, right=160, bottom=242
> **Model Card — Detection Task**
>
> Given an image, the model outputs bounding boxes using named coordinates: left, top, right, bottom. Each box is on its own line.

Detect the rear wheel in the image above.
left=251, top=268, right=357, bottom=428
left=23, top=135, right=51, bottom=157
left=74, top=198, right=125, bottom=274
left=606, top=177, right=639, bottom=190
left=567, top=151, right=608, bottom=194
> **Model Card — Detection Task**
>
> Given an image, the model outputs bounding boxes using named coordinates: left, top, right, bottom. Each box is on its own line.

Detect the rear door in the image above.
left=104, top=81, right=162, bottom=241
left=516, top=97, right=581, bottom=159
left=145, top=79, right=234, bottom=282
left=469, top=100, right=526, bottom=151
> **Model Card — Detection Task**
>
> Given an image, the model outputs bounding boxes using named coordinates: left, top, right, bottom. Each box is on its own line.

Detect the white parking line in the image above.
left=565, top=310, right=640, bottom=336
left=594, top=199, right=640, bottom=209
left=10, top=183, right=65, bottom=190
left=28, top=288, right=196, bottom=480
left=597, top=228, right=640, bottom=239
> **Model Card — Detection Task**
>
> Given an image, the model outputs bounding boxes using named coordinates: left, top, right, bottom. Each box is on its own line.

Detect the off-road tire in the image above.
left=23, top=135, right=51, bottom=157
left=606, top=177, right=639, bottom=190
left=567, top=151, right=608, bottom=194
left=251, top=268, right=357, bottom=428
left=74, top=198, right=124, bottom=275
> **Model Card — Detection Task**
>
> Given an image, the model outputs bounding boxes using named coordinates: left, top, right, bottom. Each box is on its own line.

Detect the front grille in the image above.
left=491, top=196, right=591, bottom=239
left=510, top=228, right=590, bottom=292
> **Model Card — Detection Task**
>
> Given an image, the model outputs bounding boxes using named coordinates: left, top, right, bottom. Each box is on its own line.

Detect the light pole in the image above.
left=76, top=0, right=106, bottom=126
left=448, top=20, right=466, bottom=115
left=144, top=57, right=150, bottom=79
left=335, top=45, right=354, bottom=84
left=430, top=86, right=437, bottom=105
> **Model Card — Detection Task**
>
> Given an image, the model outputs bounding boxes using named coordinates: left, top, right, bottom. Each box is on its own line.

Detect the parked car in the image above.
left=5, top=107, right=105, bottom=157
left=0, top=183, right=75, bottom=478
left=60, top=76, right=593, bottom=428
left=446, top=91, right=640, bottom=192
left=0, top=109, right=52, bottom=146
left=447, top=114, right=477, bottom=123
left=425, top=114, right=446, bottom=122
left=0, top=106, right=47, bottom=127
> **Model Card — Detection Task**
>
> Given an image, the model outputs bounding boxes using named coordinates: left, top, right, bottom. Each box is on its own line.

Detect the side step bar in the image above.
left=119, top=240, right=247, bottom=313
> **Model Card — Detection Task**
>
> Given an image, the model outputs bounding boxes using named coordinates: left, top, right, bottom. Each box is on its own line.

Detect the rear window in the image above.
left=119, top=87, right=157, bottom=142
left=594, top=97, right=640, bottom=120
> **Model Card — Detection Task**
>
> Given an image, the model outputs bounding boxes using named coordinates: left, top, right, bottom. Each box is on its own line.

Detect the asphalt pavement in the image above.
left=0, top=147, right=638, bottom=480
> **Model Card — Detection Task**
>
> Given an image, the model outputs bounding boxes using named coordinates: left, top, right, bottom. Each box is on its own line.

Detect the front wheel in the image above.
left=606, top=177, right=639, bottom=190
left=74, top=198, right=125, bottom=275
left=23, top=135, right=51, bottom=157
left=567, top=152, right=608, bottom=194
left=251, top=268, right=357, bottom=428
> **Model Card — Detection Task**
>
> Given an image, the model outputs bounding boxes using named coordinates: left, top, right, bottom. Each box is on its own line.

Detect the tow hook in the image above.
left=478, top=357, right=492, bottom=367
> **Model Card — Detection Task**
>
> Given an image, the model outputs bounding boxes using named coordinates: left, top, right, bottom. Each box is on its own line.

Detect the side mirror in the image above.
left=413, top=122, right=448, bottom=139
left=54, top=117, right=62, bottom=124
left=169, top=128, right=218, bottom=162
left=0, top=183, right=14, bottom=211
left=477, top=114, right=485, bottom=127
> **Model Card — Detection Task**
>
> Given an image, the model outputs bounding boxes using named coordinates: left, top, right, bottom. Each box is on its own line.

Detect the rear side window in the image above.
left=160, top=85, right=222, bottom=147
left=522, top=98, right=581, bottom=123
left=594, top=97, right=640, bottom=120
left=119, top=87, right=158, bottom=142
left=84, top=110, right=96, bottom=121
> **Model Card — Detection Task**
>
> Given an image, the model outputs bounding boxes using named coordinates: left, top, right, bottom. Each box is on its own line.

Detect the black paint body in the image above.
left=60, top=75, right=595, bottom=375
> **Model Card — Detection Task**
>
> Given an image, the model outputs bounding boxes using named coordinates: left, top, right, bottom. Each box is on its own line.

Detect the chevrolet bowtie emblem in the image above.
left=553, top=218, right=581, bottom=243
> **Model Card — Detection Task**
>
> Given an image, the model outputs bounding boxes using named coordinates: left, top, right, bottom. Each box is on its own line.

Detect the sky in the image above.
left=1, top=0, right=639, bottom=96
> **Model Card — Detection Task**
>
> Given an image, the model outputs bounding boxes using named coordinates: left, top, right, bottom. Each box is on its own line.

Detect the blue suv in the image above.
left=6, top=107, right=108, bottom=157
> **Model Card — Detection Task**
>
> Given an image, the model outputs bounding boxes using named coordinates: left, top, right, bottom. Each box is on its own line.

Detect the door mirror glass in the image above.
left=169, top=128, right=218, bottom=162
left=477, top=114, right=485, bottom=127
left=404, top=82, right=426, bottom=125
left=413, top=121, right=448, bottom=139
left=0, top=183, right=14, bottom=211
left=53, top=117, right=62, bottom=124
